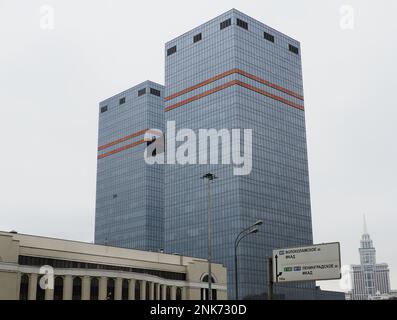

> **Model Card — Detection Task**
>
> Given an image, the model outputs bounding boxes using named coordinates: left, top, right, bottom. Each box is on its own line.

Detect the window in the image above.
left=138, top=88, right=146, bottom=96
left=100, top=105, right=108, bottom=113
left=119, top=97, right=126, bottom=105
left=236, top=18, right=248, bottom=30
left=264, top=31, right=274, bottom=43
left=36, top=276, right=45, bottom=300
left=200, top=288, right=217, bottom=300
left=154, top=284, right=158, bottom=300
left=112, top=194, right=117, bottom=199
left=167, top=46, right=177, bottom=56
left=145, top=282, right=150, bottom=300
left=72, top=277, right=82, bottom=300
left=201, top=275, right=217, bottom=300
left=135, top=280, right=141, bottom=300
left=289, top=44, right=299, bottom=55
left=54, top=277, right=63, bottom=300
left=19, top=274, right=29, bottom=300
left=122, top=279, right=129, bottom=300
left=193, top=33, right=202, bottom=43
left=220, top=18, right=231, bottom=30
left=150, top=88, right=161, bottom=97
left=107, top=278, right=115, bottom=300
left=176, top=287, right=182, bottom=300
left=90, top=278, right=99, bottom=300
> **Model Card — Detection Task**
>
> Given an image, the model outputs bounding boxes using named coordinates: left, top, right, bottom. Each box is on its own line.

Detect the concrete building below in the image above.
left=0, top=231, right=227, bottom=300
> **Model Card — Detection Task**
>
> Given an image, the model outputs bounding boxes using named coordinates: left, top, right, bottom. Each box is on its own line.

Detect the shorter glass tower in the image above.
left=94, top=81, right=164, bottom=251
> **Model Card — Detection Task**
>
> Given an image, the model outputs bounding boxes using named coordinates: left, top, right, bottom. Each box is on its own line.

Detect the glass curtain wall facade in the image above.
left=95, top=81, right=164, bottom=251
left=164, top=9, right=315, bottom=299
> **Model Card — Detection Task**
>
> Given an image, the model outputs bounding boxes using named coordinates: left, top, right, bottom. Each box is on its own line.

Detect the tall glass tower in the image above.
left=164, top=9, right=315, bottom=299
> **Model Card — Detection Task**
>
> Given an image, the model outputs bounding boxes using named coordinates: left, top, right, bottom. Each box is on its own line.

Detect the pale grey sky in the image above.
left=1, top=0, right=396, bottom=293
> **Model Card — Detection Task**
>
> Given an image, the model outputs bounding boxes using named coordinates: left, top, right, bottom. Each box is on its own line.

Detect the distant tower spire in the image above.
left=363, top=214, right=368, bottom=235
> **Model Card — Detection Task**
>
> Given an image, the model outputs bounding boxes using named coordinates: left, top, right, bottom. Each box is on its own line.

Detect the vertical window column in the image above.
left=90, top=278, right=99, bottom=300
left=82, top=276, right=91, bottom=300
left=19, top=274, right=29, bottom=300
left=28, top=273, right=38, bottom=300
left=128, top=279, right=136, bottom=300
left=171, top=286, right=177, bottom=300
left=156, top=283, right=161, bottom=300
left=140, top=280, right=146, bottom=300
left=44, top=283, right=54, bottom=300
left=115, top=278, right=123, bottom=300
left=63, top=275, right=73, bottom=300
left=72, top=277, right=82, bottom=300
left=54, top=276, right=64, bottom=300
left=161, top=284, right=166, bottom=300
left=149, top=281, right=155, bottom=300
left=181, top=287, right=187, bottom=300
left=99, top=276, right=107, bottom=300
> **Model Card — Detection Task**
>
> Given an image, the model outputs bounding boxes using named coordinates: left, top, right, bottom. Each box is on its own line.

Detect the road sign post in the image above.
left=272, top=242, right=341, bottom=283
left=267, top=257, right=273, bottom=300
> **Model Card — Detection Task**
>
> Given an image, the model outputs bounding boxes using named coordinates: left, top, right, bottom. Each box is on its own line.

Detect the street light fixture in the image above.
left=201, top=172, right=218, bottom=300
left=234, top=220, right=263, bottom=300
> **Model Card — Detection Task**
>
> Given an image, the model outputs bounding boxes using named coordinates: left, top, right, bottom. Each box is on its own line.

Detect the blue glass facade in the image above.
left=95, top=81, right=164, bottom=251
left=164, top=9, right=316, bottom=299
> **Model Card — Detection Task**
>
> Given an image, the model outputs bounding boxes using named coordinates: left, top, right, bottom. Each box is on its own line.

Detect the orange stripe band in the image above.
left=164, top=80, right=304, bottom=112
left=164, top=69, right=303, bottom=101
left=97, top=139, right=146, bottom=159
left=98, top=129, right=148, bottom=151
left=98, top=129, right=162, bottom=151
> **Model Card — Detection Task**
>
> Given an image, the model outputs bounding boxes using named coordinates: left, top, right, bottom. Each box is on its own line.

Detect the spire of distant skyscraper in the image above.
left=363, top=214, right=368, bottom=235
left=346, top=216, right=391, bottom=299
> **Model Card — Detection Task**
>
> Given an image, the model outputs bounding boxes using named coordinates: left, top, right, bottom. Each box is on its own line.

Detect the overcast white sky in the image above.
left=1, top=0, right=396, bottom=293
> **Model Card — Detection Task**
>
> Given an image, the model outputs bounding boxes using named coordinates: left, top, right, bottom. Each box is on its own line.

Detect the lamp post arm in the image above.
left=234, top=225, right=255, bottom=248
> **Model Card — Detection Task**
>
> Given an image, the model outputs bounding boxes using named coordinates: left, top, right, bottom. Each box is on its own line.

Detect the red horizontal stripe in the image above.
left=98, top=129, right=162, bottom=151
left=97, top=139, right=146, bottom=159
left=98, top=129, right=148, bottom=151
left=165, top=81, right=238, bottom=112
left=236, top=69, right=303, bottom=100
left=236, top=80, right=304, bottom=111
left=164, top=80, right=304, bottom=112
left=164, top=68, right=303, bottom=101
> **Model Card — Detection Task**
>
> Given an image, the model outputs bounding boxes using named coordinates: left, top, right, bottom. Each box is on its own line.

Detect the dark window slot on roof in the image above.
left=119, top=97, right=125, bottom=105
left=138, top=88, right=146, bottom=97
left=236, top=18, right=248, bottom=30
left=220, top=18, right=231, bottom=30
left=193, top=33, right=202, bottom=43
left=100, top=106, right=108, bottom=113
left=167, top=46, right=177, bottom=56
left=289, top=44, right=299, bottom=55
left=150, top=88, right=161, bottom=97
left=264, top=32, right=274, bottom=43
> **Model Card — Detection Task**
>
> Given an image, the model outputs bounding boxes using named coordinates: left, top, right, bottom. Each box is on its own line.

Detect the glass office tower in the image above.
left=95, top=81, right=164, bottom=251
left=164, top=9, right=315, bottom=299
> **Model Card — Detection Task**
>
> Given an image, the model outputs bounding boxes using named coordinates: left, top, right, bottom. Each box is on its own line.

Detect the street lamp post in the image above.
left=234, top=220, right=263, bottom=300
left=201, top=173, right=218, bottom=300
